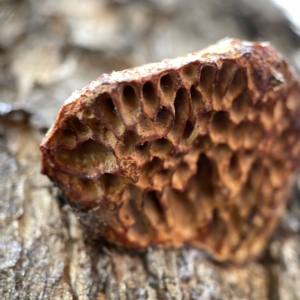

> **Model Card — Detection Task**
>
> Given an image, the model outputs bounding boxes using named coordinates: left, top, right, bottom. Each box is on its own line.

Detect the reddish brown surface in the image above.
left=40, top=39, right=300, bottom=262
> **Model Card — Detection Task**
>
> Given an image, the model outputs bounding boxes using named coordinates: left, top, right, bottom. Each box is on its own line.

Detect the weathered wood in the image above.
left=1, top=119, right=300, bottom=299
left=1, top=0, right=300, bottom=298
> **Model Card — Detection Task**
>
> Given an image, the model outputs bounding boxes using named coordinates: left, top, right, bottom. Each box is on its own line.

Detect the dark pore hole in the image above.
left=142, top=81, right=159, bottom=117
left=143, top=81, right=157, bottom=104
left=200, top=65, right=216, bottom=92
left=122, top=85, right=139, bottom=108
left=92, top=92, right=124, bottom=136
left=182, top=120, right=194, bottom=141
left=160, top=72, right=176, bottom=98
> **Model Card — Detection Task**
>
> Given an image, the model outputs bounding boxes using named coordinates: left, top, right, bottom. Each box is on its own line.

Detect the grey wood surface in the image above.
left=1, top=0, right=300, bottom=298
left=1, top=118, right=300, bottom=300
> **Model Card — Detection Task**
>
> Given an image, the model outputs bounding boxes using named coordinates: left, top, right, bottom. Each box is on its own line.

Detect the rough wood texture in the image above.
left=2, top=1, right=300, bottom=298
left=1, top=83, right=300, bottom=300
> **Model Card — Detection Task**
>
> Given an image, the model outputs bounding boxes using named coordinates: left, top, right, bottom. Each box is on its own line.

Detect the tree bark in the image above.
left=1, top=120, right=300, bottom=300
left=1, top=0, right=300, bottom=298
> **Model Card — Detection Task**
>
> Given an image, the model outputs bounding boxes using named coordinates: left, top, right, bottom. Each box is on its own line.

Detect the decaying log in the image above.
left=1, top=40, right=300, bottom=299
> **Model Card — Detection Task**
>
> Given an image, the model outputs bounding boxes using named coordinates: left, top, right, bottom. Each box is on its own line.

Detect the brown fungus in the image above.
left=40, top=39, right=300, bottom=262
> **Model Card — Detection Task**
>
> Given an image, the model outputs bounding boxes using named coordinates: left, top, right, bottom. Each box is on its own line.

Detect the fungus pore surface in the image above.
left=40, top=39, right=300, bottom=262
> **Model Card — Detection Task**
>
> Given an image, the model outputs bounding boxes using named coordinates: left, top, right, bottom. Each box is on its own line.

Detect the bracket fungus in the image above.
left=40, top=39, right=300, bottom=262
